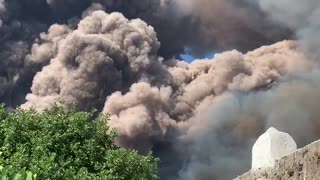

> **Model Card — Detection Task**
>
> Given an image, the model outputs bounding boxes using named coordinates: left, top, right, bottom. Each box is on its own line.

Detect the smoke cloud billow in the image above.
left=177, top=70, right=320, bottom=179
left=259, top=0, right=320, bottom=60
left=0, top=0, right=291, bottom=109
left=97, top=0, right=292, bottom=56
left=22, top=11, right=162, bottom=111
left=1, top=0, right=320, bottom=179
left=171, top=0, right=291, bottom=55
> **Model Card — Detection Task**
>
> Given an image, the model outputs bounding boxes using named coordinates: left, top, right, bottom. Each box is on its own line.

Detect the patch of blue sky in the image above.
left=180, top=52, right=217, bottom=63
left=180, top=47, right=218, bottom=63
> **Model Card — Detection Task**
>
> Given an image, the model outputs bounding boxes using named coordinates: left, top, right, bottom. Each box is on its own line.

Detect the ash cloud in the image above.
left=0, top=0, right=105, bottom=108
left=0, top=0, right=47, bottom=109
left=259, top=0, right=320, bottom=60
left=171, top=0, right=291, bottom=55
left=21, top=11, right=162, bottom=111
left=97, top=0, right=291, bottom=57
left=0, top=0, right=292, bottom=109
left=177, top=70, right=320, bottom=179
left=1, top=0, right=320, bottom=180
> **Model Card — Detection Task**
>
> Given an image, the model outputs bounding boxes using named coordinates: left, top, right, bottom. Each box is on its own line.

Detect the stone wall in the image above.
left=235, top=140, right=320, bottom=180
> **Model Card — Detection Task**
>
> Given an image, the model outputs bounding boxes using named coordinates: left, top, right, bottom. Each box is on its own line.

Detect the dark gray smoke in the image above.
left=0, top=0, right=48, bottom=109
left=259, top=0, right=320, bottom=60
left=0, top=1, right=104, bottom=109
left=1, top=0, right=320, bottom=180
left=0, top=0, right=290, bottom=110
left=98, top=0, right=291, bottom=56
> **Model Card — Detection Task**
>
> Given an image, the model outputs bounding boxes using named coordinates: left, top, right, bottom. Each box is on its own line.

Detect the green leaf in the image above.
left=12, top=173, right=22, bottom=180
left=26, top=172, right=33, bottom=180
left=1, top=175, right=8, bottom=180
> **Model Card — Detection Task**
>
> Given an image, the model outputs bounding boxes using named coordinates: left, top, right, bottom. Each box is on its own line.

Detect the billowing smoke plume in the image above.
left=171, top=0, right=291, bottom=55
left=0, top=0, right=291, bottom=109
left=22, top=11, right=162, bottom=111
left=1, top=0, right=320, bottom=179
left=259, top=0, right=320, bottom=59
left=175, top=1, right=320, bottom=179
left=98, top=0, right=291, bottom=56
left=0, top=0, right=87, bottom=109
left=177, top=70, right=320, bottom=179
left=0, top=0, right=48, bottom=109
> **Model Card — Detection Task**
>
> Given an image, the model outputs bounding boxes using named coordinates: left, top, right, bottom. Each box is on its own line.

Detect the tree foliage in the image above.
left=0, top=171, right=36, bottom=180
left=0, top=104, right=159, bottom=180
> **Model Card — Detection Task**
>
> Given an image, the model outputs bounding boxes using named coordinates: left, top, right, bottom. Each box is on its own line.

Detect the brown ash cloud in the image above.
left=2, top=0, right=320, bottom=179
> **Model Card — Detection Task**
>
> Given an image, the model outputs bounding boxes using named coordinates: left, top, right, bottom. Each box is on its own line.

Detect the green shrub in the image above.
left=0, top=104, right=159, bottom=180
left=0, top=170, right=36, bottom=180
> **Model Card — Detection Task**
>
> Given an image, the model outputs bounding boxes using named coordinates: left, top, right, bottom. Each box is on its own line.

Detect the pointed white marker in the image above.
left=252, top=127, right=297, bottom=169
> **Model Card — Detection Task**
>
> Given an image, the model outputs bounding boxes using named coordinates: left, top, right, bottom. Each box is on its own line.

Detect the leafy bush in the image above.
left=0, top=105, right=159, bottom=180
left=0, top=170, right=36, bottom=180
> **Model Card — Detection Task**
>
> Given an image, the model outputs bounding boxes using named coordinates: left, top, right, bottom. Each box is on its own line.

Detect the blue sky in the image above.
left=180, top=47, right=217, bottom=62
left=180, top=52, right=216, bottom=63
